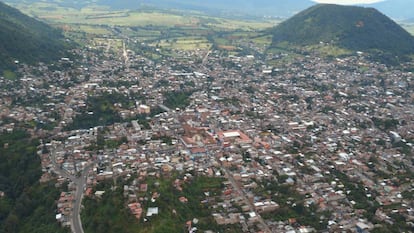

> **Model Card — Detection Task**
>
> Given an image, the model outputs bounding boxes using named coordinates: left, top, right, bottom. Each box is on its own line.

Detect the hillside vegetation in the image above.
left=0, top=130, right=68, bottom=233
left=0, top=1, right=68, bottom=72
left=271, top=4, right=414, bottom=56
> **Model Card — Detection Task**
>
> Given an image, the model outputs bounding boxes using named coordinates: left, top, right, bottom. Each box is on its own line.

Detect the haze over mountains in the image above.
left=0, top=0, right=412, bottom=72
left=5, top=0, right=414, bottom=19
left=0, top=0, right=414, bottom=233
left=368, top=0, right=414, bottom=20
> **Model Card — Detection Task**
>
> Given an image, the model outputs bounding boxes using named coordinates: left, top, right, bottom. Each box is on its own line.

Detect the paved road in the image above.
left=50, top=146, right=93, bottom=233
left=158, top=104, right=172, bottom=112
left=222, top=167, right=272, bottom=233
left=72, top=165, right=93, bottom=233
left=122, top=40, right=129, bottom=65
left=202, top=50, right=211, bottom=65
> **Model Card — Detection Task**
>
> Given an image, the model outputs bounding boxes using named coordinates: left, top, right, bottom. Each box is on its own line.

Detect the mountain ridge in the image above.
left=0, top=1, right=68, bottom=72
left=5, top=0, right=413, bottom=20
left=271, top=4, right=414, bottom=56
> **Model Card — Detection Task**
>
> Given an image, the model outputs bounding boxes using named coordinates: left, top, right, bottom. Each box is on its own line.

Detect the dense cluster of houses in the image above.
left=1, top=37, right=414, bottom=233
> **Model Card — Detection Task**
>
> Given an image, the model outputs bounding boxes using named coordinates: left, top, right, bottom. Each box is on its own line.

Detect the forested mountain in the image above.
left=0, top=130, right=68, bottom=233
left=271, top=4, right=414, bottom=55
left=0, top=1, right=67, bottom=72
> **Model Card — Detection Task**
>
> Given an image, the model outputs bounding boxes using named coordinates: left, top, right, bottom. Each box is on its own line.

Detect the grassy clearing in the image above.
left=12, top=2, right=78, bottom=18
left=250, top=35, right=273, bottom=47
left=207, top=18, right=279, bottom=31
left=305, top=44, right=353, bottom=57
left=2, top=70, right=17, bottom=81
left=155, top=37, right=212, bottom=50
left=76, top=12, right=196, bottom=27
left=12, top=1, right=278, bottom=31
left=10, top=1, right=279, bottom=52
left=30, top=4, right=201, bottom=27
left=77, top=25, right=112, bottom=35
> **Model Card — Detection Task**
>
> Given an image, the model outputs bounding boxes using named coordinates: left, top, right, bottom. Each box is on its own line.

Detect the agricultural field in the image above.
left=8, top=0, right=281, bottom=54
left=76, top=25, right=112, bottom=35
left=205, top=17, right=279, bottom=31
left=12, top=1, right=279, bottom=29
left=154, top=37, right=212, bottom=51
left=6, top=0, right=412, bottom=56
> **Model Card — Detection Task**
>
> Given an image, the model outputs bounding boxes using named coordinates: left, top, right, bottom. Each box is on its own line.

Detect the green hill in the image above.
left=0, top=130, right=69, bottom=233
left=271, top=4, right=414, bottom=56
left=0, top=1, right=67, bottom=72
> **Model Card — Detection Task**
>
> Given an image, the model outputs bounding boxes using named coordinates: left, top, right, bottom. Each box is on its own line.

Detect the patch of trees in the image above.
left=66, top=93, right=130, bottom=130
left=0, top=1, right=69, bottom=72
left=82, top=175, right=237, bottom=233
left=371, top=117, right=399, bottom=131
left=163, top=91, right=193, bottom=109
left=0, top=130, right=68, bottom=233
left=260, top=181, right=329, bottom=231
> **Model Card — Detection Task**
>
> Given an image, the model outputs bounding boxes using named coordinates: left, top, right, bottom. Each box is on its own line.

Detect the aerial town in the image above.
left=1, top=38, right=414, bottom=233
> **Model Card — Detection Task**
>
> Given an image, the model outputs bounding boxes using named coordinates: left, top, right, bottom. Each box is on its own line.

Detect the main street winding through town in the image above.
left=220, top=163, right=272, bottom=233
left=50, top=145, right=94, bottom=233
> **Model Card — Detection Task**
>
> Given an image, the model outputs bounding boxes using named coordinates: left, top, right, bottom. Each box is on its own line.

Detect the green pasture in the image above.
left=155, top=37, right=211, bottom=50
left=9, top=1, right=280, bottom=52
left=13, top=1, right=278, bottom=30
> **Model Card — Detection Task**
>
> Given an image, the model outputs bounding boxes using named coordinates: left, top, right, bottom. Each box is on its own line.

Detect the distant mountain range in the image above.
left=5, top=0, right=414, bottom=19
left=100, top=0, right=314, bottom=17
left=405, top=18, right=414, bottom=23
left=0, top=1, right=67, bottom=72
left=368, top=0, right=414, bottom=21
left=271, top=4, right=414, bottom=56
